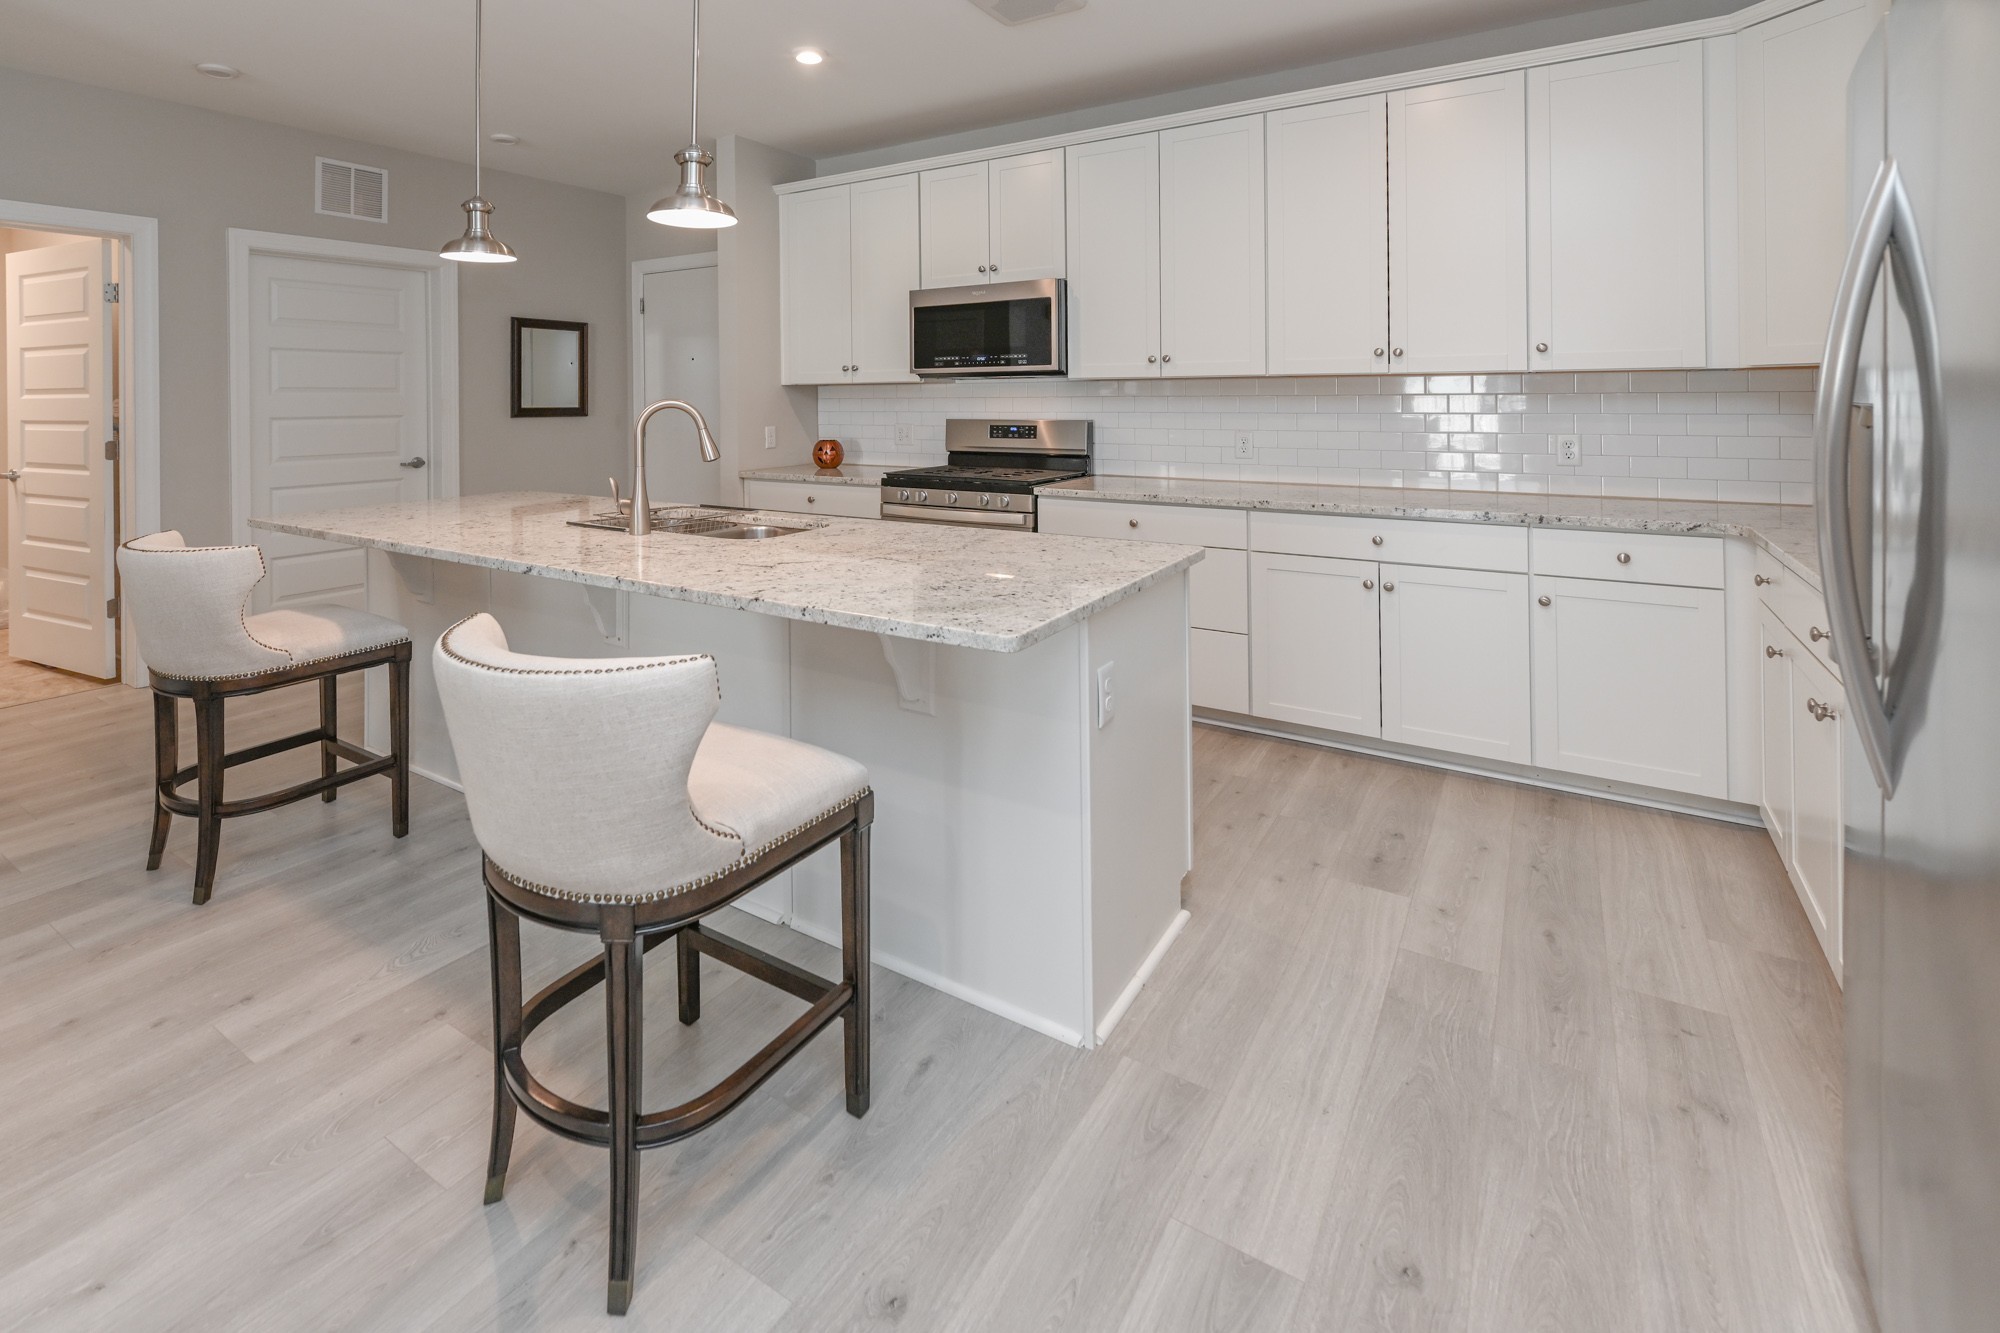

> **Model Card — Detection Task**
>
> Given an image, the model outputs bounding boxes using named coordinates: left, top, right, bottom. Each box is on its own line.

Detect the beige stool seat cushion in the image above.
left=432, top=613, right=869, bottom=905
left=242, top=605, right=411, bottom=669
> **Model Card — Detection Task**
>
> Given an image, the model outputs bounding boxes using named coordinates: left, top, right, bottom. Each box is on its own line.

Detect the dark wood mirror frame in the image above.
left=510, top=317, right=589, bottom=418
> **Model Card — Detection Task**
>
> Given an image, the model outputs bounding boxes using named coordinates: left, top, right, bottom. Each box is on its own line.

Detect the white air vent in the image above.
left=968, top=0, right=1086, bottom=25
left=315, top=157, right=388, bottom=222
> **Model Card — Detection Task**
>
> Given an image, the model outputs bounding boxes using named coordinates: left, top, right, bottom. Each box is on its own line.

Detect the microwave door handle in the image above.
left=1815, top=159, right=1948, bottom=798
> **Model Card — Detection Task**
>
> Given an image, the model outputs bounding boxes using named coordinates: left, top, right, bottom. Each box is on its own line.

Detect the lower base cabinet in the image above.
left=1758, top=607, right=1796, bottom=862
left=1530, top=573, right=1728, bottom=798
left=1381, top=562, right=1531, bottom=763
left=1190, top=628, right=1249, bottom=712
left=1765, top=620, right=1845, bottom=972
left=1249, top=551, right=1381, bottom=734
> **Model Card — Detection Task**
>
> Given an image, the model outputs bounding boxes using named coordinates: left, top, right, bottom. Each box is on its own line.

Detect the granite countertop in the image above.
left=741, top=463, right=894, bottom=488
left=251, top=492, right=1201, bottom=654
left=1040, top=476, right=1823, bottom=590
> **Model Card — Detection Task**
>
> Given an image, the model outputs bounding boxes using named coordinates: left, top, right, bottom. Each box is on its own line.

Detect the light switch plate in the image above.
left=1096, top=661, right=1115, bottom=728
left=764, top=425, right=777, bottom=450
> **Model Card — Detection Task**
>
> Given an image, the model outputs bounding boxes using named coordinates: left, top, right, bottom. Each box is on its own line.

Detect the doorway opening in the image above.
left=632, top=254, right=721, bottom=507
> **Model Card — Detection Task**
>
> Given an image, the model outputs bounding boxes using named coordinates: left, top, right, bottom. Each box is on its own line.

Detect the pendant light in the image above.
left=648, top=0, right=737, bottom=229
left=441, top=0, right=517, bottom=263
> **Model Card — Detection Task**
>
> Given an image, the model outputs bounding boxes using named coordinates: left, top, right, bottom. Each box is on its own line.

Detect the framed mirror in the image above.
left=510, top=317, right=588, bottom=417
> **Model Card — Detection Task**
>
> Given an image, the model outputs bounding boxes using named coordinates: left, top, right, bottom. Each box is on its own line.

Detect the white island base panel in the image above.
left=362, top=550, right=1191, bottom=1049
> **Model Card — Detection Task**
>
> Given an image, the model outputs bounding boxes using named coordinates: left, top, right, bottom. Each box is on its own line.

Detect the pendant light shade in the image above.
left=442, top=0, right=517, bottom=263
left=649, top=0, right=736, bottom=229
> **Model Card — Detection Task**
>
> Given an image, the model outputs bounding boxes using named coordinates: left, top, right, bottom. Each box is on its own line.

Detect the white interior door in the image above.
left=245, top=252, right=431, bottom=611
left=5, top=237, right=117, bottom=677
left=640, top=264, right=722, bottom=506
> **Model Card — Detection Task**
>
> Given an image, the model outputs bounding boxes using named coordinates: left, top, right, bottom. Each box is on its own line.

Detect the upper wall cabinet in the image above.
left=1066, top=133, right=1163, bottom=379
left=1267, top=97, right=1390, bottom=376
left=780, top=176, right=920, bottom=386
left=1158, top=116, right=1267, bottom=378
left=1528, top=43, right=1708, bottom=370
left=1737, top=0, right=1884, bottom=365
left=918, top=148, right=1066, bottom=289
left=1389, top=72, right=1528, bottom=373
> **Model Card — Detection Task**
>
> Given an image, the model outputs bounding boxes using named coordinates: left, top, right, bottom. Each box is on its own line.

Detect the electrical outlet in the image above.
left=1555, top=434, right=1581, bottom=465
left=763, top=425, right=777, bottom=450
left=1096, top=661, right=1115, bottom=729
left=894, top=424, right=913, bottom=448
left=1233, top=432, right=1255, bottom=460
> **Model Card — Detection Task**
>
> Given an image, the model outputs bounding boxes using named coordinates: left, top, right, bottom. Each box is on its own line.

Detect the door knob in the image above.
left=0, top=469, right=19, bottom=482
left=401, top=457, right=427, bottom=469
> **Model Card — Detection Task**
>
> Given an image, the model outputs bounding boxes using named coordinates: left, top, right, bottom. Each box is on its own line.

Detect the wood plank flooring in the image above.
left=0, top=626, right=112, bottom=708
left=0, top=682, right=1873, bottom=1331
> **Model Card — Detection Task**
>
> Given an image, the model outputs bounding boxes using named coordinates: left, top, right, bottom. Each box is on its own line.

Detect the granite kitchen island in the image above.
left=251, top=492, right=1201, bottom=1047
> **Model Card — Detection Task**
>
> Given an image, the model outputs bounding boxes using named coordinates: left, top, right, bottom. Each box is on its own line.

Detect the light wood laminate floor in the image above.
left=0, top=680, right=1873, bottom=1331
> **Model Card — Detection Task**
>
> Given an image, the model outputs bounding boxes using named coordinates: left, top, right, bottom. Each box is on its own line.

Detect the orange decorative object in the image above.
left=812, top=438, right=845, bottom=469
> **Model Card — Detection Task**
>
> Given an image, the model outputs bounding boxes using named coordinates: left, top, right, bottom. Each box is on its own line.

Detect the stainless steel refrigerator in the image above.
left=1826, top=1, right=2000, bottom=1328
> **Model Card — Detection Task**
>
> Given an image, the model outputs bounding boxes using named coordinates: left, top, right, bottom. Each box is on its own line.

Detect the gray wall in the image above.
left=0, top=65, right=630, bottom=544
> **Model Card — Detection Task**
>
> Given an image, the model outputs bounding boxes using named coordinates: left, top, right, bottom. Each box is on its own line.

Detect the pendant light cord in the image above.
left=688, top=0, right=701, bottom=148
left=473, top=0, right=485, bottom=197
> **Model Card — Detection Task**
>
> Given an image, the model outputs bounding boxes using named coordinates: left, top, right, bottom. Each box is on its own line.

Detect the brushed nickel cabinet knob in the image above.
left=1362, top=578, right=1375, bottom=590
left=1616, top=552, right=1632, bottom=564
left=1536, top=342, right=1550, bottom=353
left=1128, top=518, right=1139, bottom=528
left=1810, top=626, right=1828, bottom=642
left=1371, top=535, right=1384, bottom=546
left=1373, top=347, right=1385, bottom=357
left=1382, top=581, right=1396, bottom=592
left=1538, top=595, right=1552, bottom=607
left=1766, top=644, right=1784, bottom=658
left=1754, top=573, right=1773, bottom=586
left=1392, top=347, right=1404, bottom=358
left=1147, top=355, right=1158, bottom=364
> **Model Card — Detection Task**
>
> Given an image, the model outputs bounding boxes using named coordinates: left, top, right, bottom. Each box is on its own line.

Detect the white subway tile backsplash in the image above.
left=817, top=368, right=1820, bottom=502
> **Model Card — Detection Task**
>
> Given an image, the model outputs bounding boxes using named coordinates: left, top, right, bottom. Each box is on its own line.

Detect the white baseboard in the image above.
left=1095, top=908, right=1190, bottom=1045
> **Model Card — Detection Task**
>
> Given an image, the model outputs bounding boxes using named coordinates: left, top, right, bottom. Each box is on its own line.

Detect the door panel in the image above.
left=1249, top=551, right=1380, bottom=734
left=1267, top=96, right=1390, bottom=376
left=1159, top=116, right=1266, bottom=378
left=5, top=237, right=116, bottom=677
left=847, top=176, right=920, bottom=383
left=779, top=187, right=853, bottom=384
left=1381, top=563, right=1530, bottom=762
left=1065, top=134, right=1161, bottom=379
left=641, top=265, right=722, bottom=506
left=988, top=149, right=1065, bottom=282
left=246, top=252, right=430, bottom=612
left=919, top=162, right=990, bottom=289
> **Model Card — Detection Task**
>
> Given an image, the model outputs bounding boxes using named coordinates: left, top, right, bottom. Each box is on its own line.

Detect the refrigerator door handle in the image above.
left=1815, top=157, right=1947, bottom=798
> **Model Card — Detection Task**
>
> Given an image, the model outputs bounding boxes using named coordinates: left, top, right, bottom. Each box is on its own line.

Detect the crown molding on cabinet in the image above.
left=775, top=0, right=1818, bottom=196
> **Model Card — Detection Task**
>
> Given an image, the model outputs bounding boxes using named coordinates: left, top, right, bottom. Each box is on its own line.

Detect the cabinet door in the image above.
left=1389, top=71, right=1528, bottom=372
left=989, top=149, right=1066, bottom=282
left=1757, top=607, right=1796, bottom=860
left=1737, top=0, right=1884, bottom=365
left=847, top=175, right=920, bottom=384
left=918, top=162, right=991, bottom=289
left=1250, top=552, right=1381, bottom=735
left=1158, top=116, right=1266, bottom=378
left=1191, top=629, right=1250, bottom=714
left=1530, top=573, right=1728, bottom=797
left=1789, top=646, right=1844, bottom=971
left=1528, top=43, right=1707, bottom=370
left=1267, top=96, right=1390, bottom=376
left=1065, top=133, right=1162, bottom=379
left=780, top=186, right=852, bottom=385
left=1381, top=564, right=1531, bottom=763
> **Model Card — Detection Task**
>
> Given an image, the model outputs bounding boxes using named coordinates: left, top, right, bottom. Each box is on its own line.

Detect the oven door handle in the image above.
left=879, top=502, right=1035, bottom=529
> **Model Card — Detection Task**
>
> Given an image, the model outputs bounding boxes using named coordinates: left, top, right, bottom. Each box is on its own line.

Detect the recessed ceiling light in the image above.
left=793, top=48, right=825, bottom=65
left=489, top=133, right=521, bottom=145
left=195, top=62, right=240, bottom=79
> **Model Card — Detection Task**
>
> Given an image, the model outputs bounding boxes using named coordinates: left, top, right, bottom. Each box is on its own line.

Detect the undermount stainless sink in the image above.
left=566, top=505, right=810, bottom=540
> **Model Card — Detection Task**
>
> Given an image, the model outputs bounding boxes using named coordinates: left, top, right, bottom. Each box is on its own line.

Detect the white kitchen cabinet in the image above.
left=1788, top=643, right=1845, bottom=971
left=1758, top=606, right=1796, bottom=861
left=778, top=177, right=919, bottom=386
left=919, top=149, right=1066, bottom=289
left=1389, top=71, right=1528, bottom=373
left=1158, top=116, right=1266, bottom=378
left=1065, top=134, right=1162, bottom=380
left=1250, top=551, right=1381, bottom=735
left=1267, top=96, right=1391, bottom=376
left=1530, top=573, right=1729, bottom=798
left=1528, top=43, right=1707, bottom=370
left=1736, top=0, right=1885, bottom=366
left=1191, top=628, right=1250, bottom=713
left=1381, top=563, right=1531, bottom=763
left=741, top=480, right=881, bottom=519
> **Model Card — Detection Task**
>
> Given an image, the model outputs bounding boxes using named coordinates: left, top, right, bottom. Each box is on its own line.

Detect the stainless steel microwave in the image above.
left=910, top=278, right=1066, bottom=378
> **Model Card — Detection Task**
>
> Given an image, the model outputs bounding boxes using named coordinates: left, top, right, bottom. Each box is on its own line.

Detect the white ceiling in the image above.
left=0, top=0, right=1681, bottom=196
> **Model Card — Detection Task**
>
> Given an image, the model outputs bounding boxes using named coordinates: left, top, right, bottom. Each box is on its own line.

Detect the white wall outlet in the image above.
left=1555, top=434, right=1581, bottom=465
left=1233, top=432, right=1255, bottom=460
left=894, top=424, right=913, bottom=448
left=763, top=425, right=778, bottom=450
left=1096, top=661, right=1115, bottom=729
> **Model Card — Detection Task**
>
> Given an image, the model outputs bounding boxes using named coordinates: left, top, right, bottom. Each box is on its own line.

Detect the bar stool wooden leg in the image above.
left=148, top=692, right=177, bottom=870
left=602, top=908, right=643, bottom=1317
left=483, top=892, right=523, bottom=1206
left=389, top=652, right=411, bottom=838
left=192, top=692, right=226, bottom=905
left=318, top=675, right=339, bottom=803
left=676, top=926, right=701, bottom=1026
left=842, top=821, right=872, bottom=1119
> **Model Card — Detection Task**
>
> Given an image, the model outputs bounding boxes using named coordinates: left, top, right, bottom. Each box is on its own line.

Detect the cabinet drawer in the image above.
left=1250, top=511, right=1528, bottom=571
left=1753, top=546, right=1838, bottom=681
left=742, top=480, right=880, bottom=520
left=1038, top=498, right=1247, bottom=548
left=1190, top=629, right=1249, bottom=713
left=1530, top=527, right=1723, bottom=588
left=1190, top=547, right=1247, bottom=634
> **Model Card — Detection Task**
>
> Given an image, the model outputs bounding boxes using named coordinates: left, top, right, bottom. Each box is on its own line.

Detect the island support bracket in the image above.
left=877, top=636, right=936, bottom=716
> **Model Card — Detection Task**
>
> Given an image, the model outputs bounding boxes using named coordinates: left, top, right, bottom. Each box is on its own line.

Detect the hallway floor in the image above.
left=0, top=625, right=112, bottom=709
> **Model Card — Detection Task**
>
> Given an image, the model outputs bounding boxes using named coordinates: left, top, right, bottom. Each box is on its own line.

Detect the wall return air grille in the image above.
left=315, top=157, right=389, bottom=222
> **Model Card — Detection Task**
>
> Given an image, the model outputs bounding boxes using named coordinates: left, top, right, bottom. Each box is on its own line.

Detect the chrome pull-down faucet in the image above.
left=628, top=399, right=721, bottom=535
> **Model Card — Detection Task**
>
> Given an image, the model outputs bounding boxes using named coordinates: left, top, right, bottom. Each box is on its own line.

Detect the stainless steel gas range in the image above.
left=878, top=418, right=1091, bottom=531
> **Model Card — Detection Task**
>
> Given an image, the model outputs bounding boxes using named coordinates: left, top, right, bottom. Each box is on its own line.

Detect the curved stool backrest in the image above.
left=432, top=613, right=744, bottom=902
left=117, top=532, right=291, bottom=681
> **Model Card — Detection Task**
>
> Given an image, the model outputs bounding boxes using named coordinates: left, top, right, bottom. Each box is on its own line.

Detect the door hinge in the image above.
left=105, top=439, right=118, bottom=461
left=639, top=296, right=646, bottom=314
left=102, top=282, right=121, bottom=304
left=106, top=596, right=120, bottom=619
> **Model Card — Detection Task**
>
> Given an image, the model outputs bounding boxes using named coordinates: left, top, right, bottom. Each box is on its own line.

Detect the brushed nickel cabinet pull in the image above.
left=1538, top=595, right=1552, bottom=607
left=1616, top=552, right=1632, bottom=564
left=1754, top=573, right=1773, bottom=586
left=1362, top=578, right=1374, bottom=590
left=1382, top=581, right=1396, bottom=592
left=1766, top=644, right=1784, bottom=658
left=1810, top=626, right=1829, bottom=642
left=1371, top=535, right=1384, bottom=546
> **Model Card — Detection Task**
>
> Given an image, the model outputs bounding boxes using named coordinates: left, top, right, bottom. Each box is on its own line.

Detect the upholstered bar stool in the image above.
left=117, top=532, right=413, bottom=903
left=431, top=613, right=873, bottom=1317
